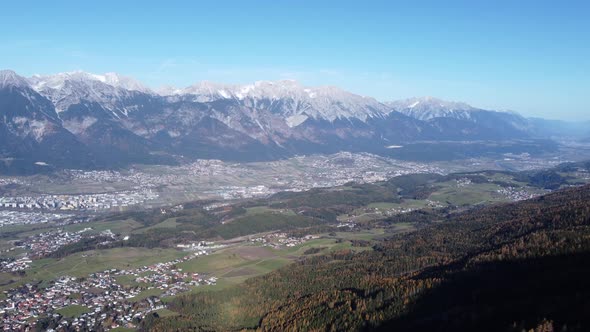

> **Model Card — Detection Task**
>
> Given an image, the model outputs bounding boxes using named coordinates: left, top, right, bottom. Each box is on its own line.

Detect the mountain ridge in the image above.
left=28, top=71, right=520, bottom=123
left=0, top=69, right=563, bottom=173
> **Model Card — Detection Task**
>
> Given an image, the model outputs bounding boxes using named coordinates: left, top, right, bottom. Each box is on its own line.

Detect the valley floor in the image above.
left=1, top=157, right=590, bottom=330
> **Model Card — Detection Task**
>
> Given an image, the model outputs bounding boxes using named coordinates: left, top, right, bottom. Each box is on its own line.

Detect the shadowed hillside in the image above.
left=147, top=184, right=590, bottom=331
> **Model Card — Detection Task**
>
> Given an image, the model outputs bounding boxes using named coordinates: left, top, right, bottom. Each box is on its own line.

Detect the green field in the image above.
left=129, top=287, right=163, bottom=301
left=176, top=233, right=379, bottom=292
left=66, top=218, right=145, bottom=234
left=134, top=217, right=179, bottom=233
left=332, top=228, right=388, bottom=241
left=115, top=274, right=145, bottom=288
left=56, top=305, right=91, bottom=317
left=153, top=308, right=179, bottom=318
left=110, top=327, right=136, bottom=332
left=429, top=182, right=505, bottom=206
left=340, top=199, right=431, bottom=223
left=177, top=245, right=292, bottom=280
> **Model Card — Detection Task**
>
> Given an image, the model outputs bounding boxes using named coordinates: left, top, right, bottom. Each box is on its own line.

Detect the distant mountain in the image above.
left=0, top=70, right=96, bottom=174
left=387, top=97, right=531, bottom=139
left=29, top=71, right=154, bottom=115
left=172, top=80, right=390, bottom=123
left=0, top=69, right=564, bottom=173
left=387, top=96, right=477, bottom=121
left=527, top=117, right=590, bottom=140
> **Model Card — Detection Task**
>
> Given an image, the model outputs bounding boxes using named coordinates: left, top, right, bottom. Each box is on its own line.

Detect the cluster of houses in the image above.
left=1, top=228, right=114, bottom=273
left=306, top=152, right=445, bottom=187
left=455, top=178, right=473, bottom=187
left=337, top=221, right=357, bottom=229
left=176, top=241, right=226, bottom=253
left=4, top=228, right=117, bottom=263
left=0, top=210, right=72, bottom=227
left=122, top=256, right=217, bottom=298
left=0, top=256, right=32, bottom=272
left=342, top=199, right=446, bottom=224
left=0, top=253, right=216, bottom=331
left=0, top=188, right=158, bottom=213
left=0, top=177, right=25, bottom=186
left=209, top=185, right=275, bottom=200
left=250, top=233, right=319, bottom=249
left=21, top=228, right=93, bottom=258
left=203, top=202, right=231, bottom=211
left=497, top=186, right=542, bottom=201
left=159, top=204, right=184, bottom=215
left=426, top=200, right=445, bottom=208
left=1, top=274, right=141, bottom=331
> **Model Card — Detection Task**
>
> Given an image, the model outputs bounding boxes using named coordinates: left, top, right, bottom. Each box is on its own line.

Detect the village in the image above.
left=497, top=186, right=546, bottom=201
left=27, top=229, right=116, bottom=258
left=0, top=252, right=216, bottom=331
left=0, top=228, right=117, bottom=273
left=249, top=232, right=320, bottom=249
left=0, top=257, right=32, bottom=273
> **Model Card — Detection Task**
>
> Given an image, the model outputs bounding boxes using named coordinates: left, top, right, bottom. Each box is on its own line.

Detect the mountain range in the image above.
left=0, top=69, right=578, bottom=174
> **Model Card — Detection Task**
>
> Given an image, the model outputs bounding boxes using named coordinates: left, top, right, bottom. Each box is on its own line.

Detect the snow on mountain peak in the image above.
left=391, top=97, right=474, bottom=110
left=102, top=72, right=152, bottom=93
left=174, top=79, right=388, bottom=122
left=28, top=71, right=154, bottom=115
left=29, top=71, right=151, bottom=93
left=0, top=70, right=30, bottom=89
left=181, top=81, right=237, bottom=101
left=387, top=97, right=479, bottom=121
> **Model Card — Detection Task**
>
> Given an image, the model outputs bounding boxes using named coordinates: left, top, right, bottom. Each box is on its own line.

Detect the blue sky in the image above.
left=1, top=0, right=588, bottom=120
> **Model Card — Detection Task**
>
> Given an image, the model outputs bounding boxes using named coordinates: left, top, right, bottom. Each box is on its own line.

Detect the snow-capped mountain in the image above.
left=0, top=69, right=550, bottom=174
left=0, top=70, right=31, bottom=90
left=387, top=97, right=478, bottom=121
left=101, top=72, right=152, bottom=93
left=0, top=70, right=98, bottom=174
left=387, top=96, right=531, bottom=138
left=30, top=71, right=151, bottom=94
left=174, top=81, right=237, bottom=101
left=29, top=71, right=154, bottom=116
left=0, top=70, right=61, bottom=128
left=167, top=79, right=390, bottom=124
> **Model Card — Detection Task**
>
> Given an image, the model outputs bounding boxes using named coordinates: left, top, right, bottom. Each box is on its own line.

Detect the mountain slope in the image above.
left=149, top=184, right=590, bottom=331
left=29, top=71, right=155, bottom=116
left=527, top=117, right=590, bottom=139
left=387, top=96, right=477, bottom=120
left=0, top=70, right=98, bottom=174
left=388, top=97, right=531, bottom=139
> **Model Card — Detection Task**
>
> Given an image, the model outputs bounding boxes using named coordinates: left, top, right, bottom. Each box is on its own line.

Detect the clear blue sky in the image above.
left=1, top=0, right=588, bottom=120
